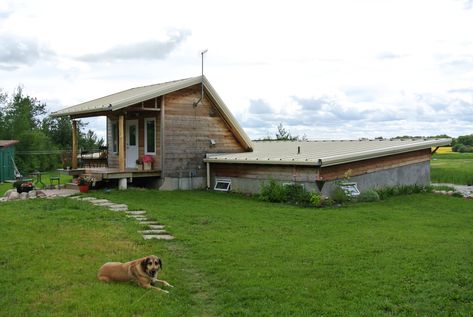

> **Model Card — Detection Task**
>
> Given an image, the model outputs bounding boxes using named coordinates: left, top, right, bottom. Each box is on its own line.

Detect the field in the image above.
left=431, top=150, right=473, bottom=185
left=1, top=190, right=472, bottom=316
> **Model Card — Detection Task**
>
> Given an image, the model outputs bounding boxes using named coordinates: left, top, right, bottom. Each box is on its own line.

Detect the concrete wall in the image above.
left=210, top=161, right=431, bottom=195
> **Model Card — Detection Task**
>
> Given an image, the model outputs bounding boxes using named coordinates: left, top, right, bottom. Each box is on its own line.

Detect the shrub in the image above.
left=309, top=192, right=322, bottom=207
left=331, top=186, right=350, bottom=203
left=375, top=184, right=432, bottom=200
left=284, top=184, right=311, bottom=205
left=357, top=190, right=380, bottom=202
left=260, top=179, right=287, bottom=203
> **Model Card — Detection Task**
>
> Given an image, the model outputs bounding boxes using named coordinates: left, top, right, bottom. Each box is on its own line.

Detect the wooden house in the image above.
left=53, top=76, right=450, bottom=193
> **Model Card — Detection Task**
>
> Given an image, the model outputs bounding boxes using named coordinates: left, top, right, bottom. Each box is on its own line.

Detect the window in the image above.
left=214, top=178, right=231, bottom=192
left=111, top=122, right=118, bottom=153
left=340, top=182, right=360, bottom=197
left=144, top=118, right=156, bottom=154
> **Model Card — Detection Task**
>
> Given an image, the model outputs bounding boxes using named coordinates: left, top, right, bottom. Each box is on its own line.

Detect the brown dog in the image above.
left=97, top=255, right=173, bottom=293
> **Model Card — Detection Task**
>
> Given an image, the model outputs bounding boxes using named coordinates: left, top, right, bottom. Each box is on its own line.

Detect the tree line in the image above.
left=0, top=87, right=104, bottom=174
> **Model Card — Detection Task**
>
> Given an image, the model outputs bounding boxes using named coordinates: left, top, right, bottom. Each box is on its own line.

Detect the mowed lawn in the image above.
left=431, top=152, right=473, bottom=185
left=1, top=191, right=473, bottom=316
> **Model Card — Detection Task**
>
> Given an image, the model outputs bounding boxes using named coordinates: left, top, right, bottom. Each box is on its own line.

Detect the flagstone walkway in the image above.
left=69, top=195, right=174, bottom=240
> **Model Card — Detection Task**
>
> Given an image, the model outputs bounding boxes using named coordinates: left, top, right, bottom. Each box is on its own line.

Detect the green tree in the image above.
left=275, top=123, right=298, bottom=141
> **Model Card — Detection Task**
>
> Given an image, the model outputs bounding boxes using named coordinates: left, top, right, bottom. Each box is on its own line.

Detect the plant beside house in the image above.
left=142, top=155, right=154, bottom=170
left=76, top=175, right=96, bottom=193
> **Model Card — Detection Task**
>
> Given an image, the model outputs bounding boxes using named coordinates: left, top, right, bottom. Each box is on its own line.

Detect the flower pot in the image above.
left=143, top=162, right=152, bottom=171
left=136, top=164, right=143, bottom=171
left=79, top=184, right=89, bottom=193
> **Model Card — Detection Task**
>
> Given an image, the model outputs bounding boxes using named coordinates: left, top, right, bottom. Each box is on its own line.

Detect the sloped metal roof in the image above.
left=51, top=76, right=253, bottom=151
left=204, top=138, right=451, bottom=167
left=0, top=140, right=19, bottom=147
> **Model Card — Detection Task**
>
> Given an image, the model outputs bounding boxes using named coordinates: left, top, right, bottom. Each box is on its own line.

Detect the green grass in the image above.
left=2, top=190, right=472, bottom=316
left=431, top=152, right=473, bottom=185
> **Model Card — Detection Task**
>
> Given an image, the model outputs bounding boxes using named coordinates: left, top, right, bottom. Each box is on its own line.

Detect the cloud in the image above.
left=376, top=52, right=406, bottom=60
left=248, top=99, right=273, bottom=114
left=0, top=35, right=56, bottom=70
left=463, top=0, right=473, bottom=9
left=78, top=29, right=191, bottom=63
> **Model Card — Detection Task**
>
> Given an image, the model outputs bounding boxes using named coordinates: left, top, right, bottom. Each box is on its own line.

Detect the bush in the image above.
left=260, top=180, right=315, bottom=206
left=310, top=192, right=322, bottom=207
left=260, top=179, right=287, bottom=203
left=331, top=186, right=350, bottom=203
left=357, top=190, right=380, bottom=202
left=375, top=184, right=432, bottom=200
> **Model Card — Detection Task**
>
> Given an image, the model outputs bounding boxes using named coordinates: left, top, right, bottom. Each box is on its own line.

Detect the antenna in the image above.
left=194, top=49, right=208, bottom=107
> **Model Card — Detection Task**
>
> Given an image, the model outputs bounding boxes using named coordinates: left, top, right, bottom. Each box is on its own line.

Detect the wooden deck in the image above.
left=58, top=167, right=161, bottom=181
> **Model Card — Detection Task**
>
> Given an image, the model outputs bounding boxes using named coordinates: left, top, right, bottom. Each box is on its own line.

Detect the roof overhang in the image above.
left=51, top=76, right=253, bottom=151
left=204, top=138, right=452, bottom=167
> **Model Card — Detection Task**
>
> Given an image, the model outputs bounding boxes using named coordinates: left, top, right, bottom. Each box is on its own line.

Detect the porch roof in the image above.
left=52, top=76, right=253, bottom=151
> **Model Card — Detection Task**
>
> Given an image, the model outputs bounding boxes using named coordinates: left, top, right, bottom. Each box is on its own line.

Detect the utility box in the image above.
left=0, top=140, right=19, bottom=182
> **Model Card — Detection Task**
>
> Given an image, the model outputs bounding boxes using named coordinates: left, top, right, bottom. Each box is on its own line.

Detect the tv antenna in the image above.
left=194, top=49, right=208, bottom=107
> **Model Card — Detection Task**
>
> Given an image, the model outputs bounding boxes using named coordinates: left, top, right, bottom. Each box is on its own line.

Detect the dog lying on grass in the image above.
left=97, top=255, right=173, bottom=293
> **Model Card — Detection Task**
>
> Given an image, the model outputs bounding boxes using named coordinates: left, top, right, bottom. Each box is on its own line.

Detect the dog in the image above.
left=97, top=255, right=173, bottom=293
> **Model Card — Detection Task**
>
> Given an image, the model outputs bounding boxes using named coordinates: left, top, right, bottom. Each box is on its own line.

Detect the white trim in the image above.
left=144, top=117, right=157, bottom=155
left=214, top=178, right=231, bottom=192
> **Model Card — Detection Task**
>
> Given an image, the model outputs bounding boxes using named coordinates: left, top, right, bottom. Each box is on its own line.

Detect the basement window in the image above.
left=214, top=178, right=231, bottom=192
left=339, top=182, right=360, bottom=197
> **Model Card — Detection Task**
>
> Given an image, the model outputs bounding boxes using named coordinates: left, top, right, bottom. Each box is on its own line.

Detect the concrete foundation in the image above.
left=210, top=161, right=431, bottom=196
left=159, top=176, right=206, bottom=191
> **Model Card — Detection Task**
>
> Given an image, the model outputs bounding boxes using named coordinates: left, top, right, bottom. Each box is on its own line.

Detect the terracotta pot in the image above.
left=79, top=184, right=89, bottom=193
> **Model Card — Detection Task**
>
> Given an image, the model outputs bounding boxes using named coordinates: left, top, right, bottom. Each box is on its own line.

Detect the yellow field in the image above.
left=434, top=146, right=452, bottom=154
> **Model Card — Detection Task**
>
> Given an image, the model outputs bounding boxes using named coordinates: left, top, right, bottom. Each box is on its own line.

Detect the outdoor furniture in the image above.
left=29, top=171, right=45, bottom=189
left=49, top=173, right=61, bottom=189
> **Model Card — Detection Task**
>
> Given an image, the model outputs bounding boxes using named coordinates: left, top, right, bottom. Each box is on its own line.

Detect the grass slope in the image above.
left=1, top=191, right=472, bottom=316
left=431, top=152, right=473, bottom=185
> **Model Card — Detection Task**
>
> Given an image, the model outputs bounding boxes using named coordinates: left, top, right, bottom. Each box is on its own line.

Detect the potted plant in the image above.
left=136, top=157, right=143, bottom=171
left=142, top=155, right=154, bottom=171
left=77, top=175, right=95, bottom=193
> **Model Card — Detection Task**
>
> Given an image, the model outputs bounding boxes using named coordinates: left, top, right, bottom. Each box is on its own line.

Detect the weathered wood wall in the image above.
left=211, top=149, right=431, bottom=182
left=107, top=99, right=161, bottom=168
left=163, top=84, right=246, bottom=178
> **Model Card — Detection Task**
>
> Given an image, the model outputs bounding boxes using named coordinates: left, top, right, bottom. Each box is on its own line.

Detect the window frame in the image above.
left=144, top=117, right=156, bottom=155
left=111, top=121, right=118, bottom=154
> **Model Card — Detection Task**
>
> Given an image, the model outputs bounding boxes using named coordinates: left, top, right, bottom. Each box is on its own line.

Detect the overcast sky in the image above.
left=1, top=0, right=472, bottom=140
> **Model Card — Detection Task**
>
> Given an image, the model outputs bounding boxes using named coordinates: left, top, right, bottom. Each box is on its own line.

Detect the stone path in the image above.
left=432, top=183, right=473, bottom=199
left=69, top=196, right=174, bottom=240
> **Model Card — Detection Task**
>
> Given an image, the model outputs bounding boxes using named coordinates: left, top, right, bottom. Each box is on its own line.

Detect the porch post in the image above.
left=118, top=115, right=125, bottom=172
left=71, top=120, right=78, bottom=169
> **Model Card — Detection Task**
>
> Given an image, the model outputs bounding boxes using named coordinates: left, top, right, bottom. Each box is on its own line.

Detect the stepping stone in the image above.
left=140, top=229, right=167, bottom=234
left=91, top=199, right=111, bottom=204
left=126, top=210, right=147, bottom=215
left=128, top=215, right=148, bottom=221
left=81, top=197, right=97, bottom=201
left=148, top=225, right=165, bottom=230
left=109, top=204, right=128, bottom=211
left=95, top=202, right=116, bottom=207
left=142, top=234, right=174, bottom=241
left=138, top=221, right=160, bottom=225
left=69, top=196, right=82, bottom=200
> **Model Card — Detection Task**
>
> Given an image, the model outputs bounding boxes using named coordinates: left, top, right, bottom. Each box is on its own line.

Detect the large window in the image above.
left=111, top=121, right=118, bottom=153
left=144, top=118, right=156, bottom=154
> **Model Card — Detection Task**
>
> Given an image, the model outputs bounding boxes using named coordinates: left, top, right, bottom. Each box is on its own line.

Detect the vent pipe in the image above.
left=193, top=49, right=208, bottom=107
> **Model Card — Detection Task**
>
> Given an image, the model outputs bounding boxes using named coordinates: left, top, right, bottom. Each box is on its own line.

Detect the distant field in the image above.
left=431, top=151, right=473, bottom=185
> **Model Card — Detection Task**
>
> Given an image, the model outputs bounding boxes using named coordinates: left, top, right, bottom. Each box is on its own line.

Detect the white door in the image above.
left=126, top=120, right=139, bottom=168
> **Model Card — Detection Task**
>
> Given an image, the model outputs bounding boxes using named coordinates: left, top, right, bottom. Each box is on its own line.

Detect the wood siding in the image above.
left=211, top=149, right=432, bottom=182
left=163, top=84, right=246, bottom=178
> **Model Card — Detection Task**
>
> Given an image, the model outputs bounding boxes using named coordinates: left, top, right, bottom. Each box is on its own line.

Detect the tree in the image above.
left=275, top=123, right=298, bottom=141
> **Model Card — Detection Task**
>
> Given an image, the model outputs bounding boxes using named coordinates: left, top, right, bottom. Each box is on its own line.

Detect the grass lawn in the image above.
left=1, top=190, right=473, bottom=316
left=431, top=152, right=473, bottom=185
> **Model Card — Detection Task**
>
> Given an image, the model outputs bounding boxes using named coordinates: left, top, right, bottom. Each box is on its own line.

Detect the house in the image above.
left=0, top=140, right=20, bottom=182
left=52, top=76, right=450, bottom=193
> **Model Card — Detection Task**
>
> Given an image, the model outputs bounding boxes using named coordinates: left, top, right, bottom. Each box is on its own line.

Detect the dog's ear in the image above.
left=140, top=257, right=149, bottom=271
left=158, top=257, right=162, bottom=270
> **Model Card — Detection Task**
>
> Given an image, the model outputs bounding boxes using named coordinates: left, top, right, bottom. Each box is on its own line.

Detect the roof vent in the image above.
left=297, top=146, right=301, bottom=154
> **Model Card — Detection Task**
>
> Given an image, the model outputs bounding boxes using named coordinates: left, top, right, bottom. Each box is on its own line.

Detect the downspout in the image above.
left=206, top=162, right=210, bottom=190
